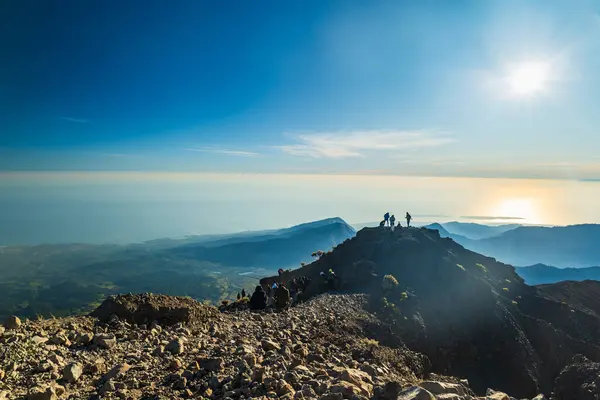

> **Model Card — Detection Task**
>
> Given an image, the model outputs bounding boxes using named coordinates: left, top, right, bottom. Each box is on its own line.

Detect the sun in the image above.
left=492, top=198, right=538, bottom=223
left=505, top=61, right=550, bottom=97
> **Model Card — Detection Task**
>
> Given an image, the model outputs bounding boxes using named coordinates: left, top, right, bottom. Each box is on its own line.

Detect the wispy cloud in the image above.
left=60, top=117, right=90, bottom=123
left=276, top=130, right=454, bottom=158
left=461, top=215, right=525, bottom=221
left=184, top=146, right=259, bottom=157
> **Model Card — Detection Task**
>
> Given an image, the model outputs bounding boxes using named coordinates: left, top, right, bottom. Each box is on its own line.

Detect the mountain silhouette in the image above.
left=262, top=225, right=600, bottom=398
left=516, top=264, right=600, bottom=285
left=441, top=221, right=521, bottom=239
left=170, top=217, right=355, bottom=268
left=468, top=224, right=600, bottom=267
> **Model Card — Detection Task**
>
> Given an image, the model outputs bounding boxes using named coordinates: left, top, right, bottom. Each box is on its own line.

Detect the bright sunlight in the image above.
left=505, top=61, right=551, bottom=97
left=492, top=198, right=538, bottom=223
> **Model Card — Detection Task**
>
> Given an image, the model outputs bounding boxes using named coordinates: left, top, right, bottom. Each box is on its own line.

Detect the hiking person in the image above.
left=241, top=289, right=246, bottom=298
left=327, top=269, right=337, bottom=289
left=278, top=268, right=284, bottom=276
left=384, top=212, right=390, bottom=227
left=275, top=283, right=290, bottom=309
left=390, top=214, right=396, bottom=230
left=249, top=286, right=267, bottom=310
left=406, top=212, right=412, bottom=227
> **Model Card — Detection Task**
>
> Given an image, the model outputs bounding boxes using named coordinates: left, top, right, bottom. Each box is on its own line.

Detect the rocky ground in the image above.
left=0, top=293, right=550, bottom=400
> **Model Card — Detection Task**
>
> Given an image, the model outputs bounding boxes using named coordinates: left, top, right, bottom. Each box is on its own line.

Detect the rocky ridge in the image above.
left=0, top=293, right=545, bottom=400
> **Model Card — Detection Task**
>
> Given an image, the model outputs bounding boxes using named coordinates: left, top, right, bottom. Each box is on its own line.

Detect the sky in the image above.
left=1, top=0, right=600, bottom=243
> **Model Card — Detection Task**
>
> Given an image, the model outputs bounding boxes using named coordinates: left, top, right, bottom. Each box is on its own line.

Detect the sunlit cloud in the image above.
left=276, top=130, right=454, bottom=158
left=184, top=147, right=259, bottom=157
left=60, top=117, right=90, bottom=123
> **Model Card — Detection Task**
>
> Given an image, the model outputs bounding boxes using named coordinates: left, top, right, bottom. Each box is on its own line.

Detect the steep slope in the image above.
left=262, top=226, right=600, bottom=398
left=516, top=264, right=600, bottom=285
left=537, top=280, right=600, bottom=318
left=468, top=224, right=600, bottom=267
left=171, top=218, right=356, bottom=268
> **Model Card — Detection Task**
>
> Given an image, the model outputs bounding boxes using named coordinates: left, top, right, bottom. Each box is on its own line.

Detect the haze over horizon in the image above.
left=2, top=0, right=600, bottom=244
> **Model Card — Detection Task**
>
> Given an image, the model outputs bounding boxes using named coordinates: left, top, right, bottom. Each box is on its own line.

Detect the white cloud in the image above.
left=276, top=130, right=454, bottom=158
left=60, top=117, right=90, bottom=123
left=185, top=147, right=259, bottom=157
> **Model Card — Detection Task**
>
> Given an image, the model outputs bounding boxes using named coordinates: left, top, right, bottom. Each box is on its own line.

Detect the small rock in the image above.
left=166, top=338, right=185, bottom=355
left=101, top=363, right=130, bottom=383
left=94, top=333, right=116, bottom=349
left=169, top=359, right=182, bottom=370
left=27, top=387, right=57, bottom=400
left=262, top=339, right=281, bottom=352
left=62, top=362, right=83, bottom=382
left=198, top=357, right=224, bottom=372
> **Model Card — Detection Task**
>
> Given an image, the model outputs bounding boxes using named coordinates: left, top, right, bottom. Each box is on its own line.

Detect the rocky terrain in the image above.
left=0, top=293, right=520, bottom=400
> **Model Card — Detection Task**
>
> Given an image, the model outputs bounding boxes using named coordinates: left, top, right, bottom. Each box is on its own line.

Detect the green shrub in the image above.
left=476, top=263, right=488, bottom=273
left=512, top=300, right=518, bottom=306
left=502, top=287, right=509, bottom=292
left=456, top=264, right=466, bottom=271
left=400, top=292, right=409, bottom=301
left=505, top=279, right=511, bottom=283
left=382, top=274, right=399, bottom=291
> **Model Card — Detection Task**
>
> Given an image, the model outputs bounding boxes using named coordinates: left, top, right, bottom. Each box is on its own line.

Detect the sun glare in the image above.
left=493, top=198, right=537, bottom=223
left=505, top=61, right=550, bottom=97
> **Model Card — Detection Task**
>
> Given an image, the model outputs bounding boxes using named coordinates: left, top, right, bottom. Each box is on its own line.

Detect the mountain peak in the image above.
left=262, top=225, right=600, bottom=397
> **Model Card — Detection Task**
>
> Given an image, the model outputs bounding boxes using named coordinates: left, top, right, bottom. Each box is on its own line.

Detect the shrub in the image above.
left=505, top=279, right=511, bottom=283
left=359, top=338, right=379, bottom=348
left=382, top=274, right=399, bottom=291
left=400, top=292, right=409, bottom=301
left=512, top=300, right=518, bottom=306
left=456, top=264, right=466, bottom=271
left=311, top=250, right=325, bottom=259
left=502, top=287, right=509, bottom=292
left=476, top=263, right=488, bottom=273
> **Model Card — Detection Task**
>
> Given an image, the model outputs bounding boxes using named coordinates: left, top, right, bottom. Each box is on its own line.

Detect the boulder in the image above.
left=420, top=381, right=465, bottom=396
left=4, top=316, right=21, bottom=330
left=90, top=293, right=218, bottom=326
left=397, top=386, right=436, bottom=400
left=553, top=355, right=600, bottom=400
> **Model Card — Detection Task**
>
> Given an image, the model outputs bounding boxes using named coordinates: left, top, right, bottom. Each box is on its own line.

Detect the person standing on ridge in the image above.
left=390, top=214, right=396, bottom=231
left=406, top=212, right=412, bottom=227
left=384, top=212, right=390, bottom=227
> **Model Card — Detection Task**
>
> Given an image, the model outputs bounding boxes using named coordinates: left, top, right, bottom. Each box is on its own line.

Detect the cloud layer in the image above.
left=185, top=147, right=259, bottom=157
left=276, top=130, right=454, bottom=158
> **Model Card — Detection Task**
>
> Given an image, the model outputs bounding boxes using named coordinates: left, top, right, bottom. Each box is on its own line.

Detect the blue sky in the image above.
left=2, top=0, right=600, bottom=179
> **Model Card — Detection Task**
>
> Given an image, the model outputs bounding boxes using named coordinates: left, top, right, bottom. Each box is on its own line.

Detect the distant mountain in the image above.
left=442, top=221, right=521, bottom=240
left=171, top=217, right=355, bottom=268
left=423, top=223, right=472, bottom=244
left=515, top=264, right=600, bottom=285
left=468, top=224, right=600, bottom=268
left=0, top=217, right=356, bottom=320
